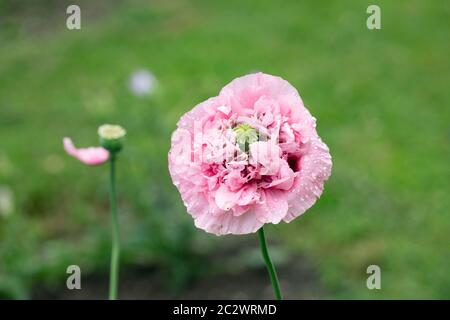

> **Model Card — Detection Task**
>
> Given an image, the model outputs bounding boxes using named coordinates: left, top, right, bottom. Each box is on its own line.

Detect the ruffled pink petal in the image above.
left=194, top=207, right=263, bottom=235
left=63, top=137, right=109, bottom=166
left=215, top=184, right=242, bottom=211
left=284, top=137, right=332, bottom=222
left=264, top=160, right=295, bottom=191
left=255, top=189, right=288, bottom=224
left=224, top=169, right=246, bottom=192
left=220, top=73, right=304, bottom=120
left=236, top=182, right=258, bottom=206
left=249, top=141, right=282, bottom=175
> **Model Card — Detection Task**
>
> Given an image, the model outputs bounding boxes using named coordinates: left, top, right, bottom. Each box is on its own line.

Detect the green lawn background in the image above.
left=0, top=0, right=449, bottom=298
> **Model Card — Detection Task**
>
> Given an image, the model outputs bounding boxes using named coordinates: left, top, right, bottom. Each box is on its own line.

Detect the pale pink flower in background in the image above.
left=168, top=72, right=332, bottom=235
left=129, top=69, right=157, bottom=97
left=63, top=137, right=109, bottom=165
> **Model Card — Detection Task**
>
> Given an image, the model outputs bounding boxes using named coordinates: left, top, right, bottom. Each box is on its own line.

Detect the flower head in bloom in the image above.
left=168, top=73, right=332, bottom=235
left=63, top=137, right=109, bottom=165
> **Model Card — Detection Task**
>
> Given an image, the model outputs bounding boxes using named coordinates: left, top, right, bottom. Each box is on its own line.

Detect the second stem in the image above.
left=108, top=154, right=120, bottom=300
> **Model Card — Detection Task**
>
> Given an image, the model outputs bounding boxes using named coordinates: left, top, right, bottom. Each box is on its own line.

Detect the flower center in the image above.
left=233, top=123, right=258, bottom=152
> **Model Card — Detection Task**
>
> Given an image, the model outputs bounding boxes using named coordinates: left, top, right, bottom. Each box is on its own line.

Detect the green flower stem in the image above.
left=108, top=153, right=120, bottom=300
left=257, top=227, right=282, bottom=300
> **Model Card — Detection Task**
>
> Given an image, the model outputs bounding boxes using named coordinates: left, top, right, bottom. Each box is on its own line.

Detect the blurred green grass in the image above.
left=0, top=0, right=449, bottom=298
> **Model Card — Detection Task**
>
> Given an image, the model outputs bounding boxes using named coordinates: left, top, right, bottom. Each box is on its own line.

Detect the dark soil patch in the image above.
left=33, top=245, right=326, bottom=299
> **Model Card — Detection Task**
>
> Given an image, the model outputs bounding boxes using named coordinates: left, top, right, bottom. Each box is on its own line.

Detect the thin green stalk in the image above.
left=257, top=227, right=282, bottom=300
left=108, top=154, right=120, bottom=300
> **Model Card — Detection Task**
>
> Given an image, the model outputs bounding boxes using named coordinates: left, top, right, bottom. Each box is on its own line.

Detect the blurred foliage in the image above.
left=0, top=0, right=449, bottom=298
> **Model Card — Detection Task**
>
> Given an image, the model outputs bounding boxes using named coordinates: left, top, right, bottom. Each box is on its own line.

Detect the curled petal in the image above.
left=63, top=137, right=109, bottom=166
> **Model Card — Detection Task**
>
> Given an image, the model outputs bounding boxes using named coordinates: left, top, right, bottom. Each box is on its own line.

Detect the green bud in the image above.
left=98, top=124, right=126, bottom=154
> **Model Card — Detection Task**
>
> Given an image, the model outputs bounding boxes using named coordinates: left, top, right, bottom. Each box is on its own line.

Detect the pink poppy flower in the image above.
left=168, top=73, right=332, bottom=235
left=63, top=137, right=109, bottom=165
